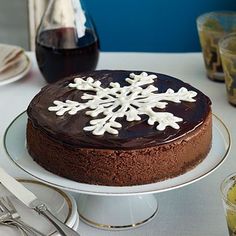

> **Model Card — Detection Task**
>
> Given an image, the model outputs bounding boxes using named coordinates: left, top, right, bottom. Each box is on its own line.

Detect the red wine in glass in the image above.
left=36, top=27, right=99, bottom=83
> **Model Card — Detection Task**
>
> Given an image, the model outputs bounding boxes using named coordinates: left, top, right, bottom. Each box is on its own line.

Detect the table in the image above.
left=0, top=52, right=234, bottom=236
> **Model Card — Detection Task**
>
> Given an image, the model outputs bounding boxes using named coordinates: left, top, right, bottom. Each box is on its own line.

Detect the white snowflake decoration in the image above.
left=48, top=72, right=197, bottom=135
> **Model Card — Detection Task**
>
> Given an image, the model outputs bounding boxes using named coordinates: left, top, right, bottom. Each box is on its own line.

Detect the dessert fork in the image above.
left=0, top=202, right=28, bottom=235
left=0, top=221, right=28, bottom=236
left=0, top=196, right=46, bottom=236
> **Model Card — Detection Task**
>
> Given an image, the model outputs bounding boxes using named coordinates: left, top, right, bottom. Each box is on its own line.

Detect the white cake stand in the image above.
left=3, top=112, right=231, bottom=230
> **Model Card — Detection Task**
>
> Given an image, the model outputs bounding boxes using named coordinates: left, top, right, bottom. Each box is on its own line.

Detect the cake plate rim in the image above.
left=3, top=111, right=231, bottom=196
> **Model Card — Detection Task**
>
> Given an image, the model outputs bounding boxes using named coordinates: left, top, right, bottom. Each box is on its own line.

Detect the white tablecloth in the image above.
left=0, top=52, right=234, bottom=236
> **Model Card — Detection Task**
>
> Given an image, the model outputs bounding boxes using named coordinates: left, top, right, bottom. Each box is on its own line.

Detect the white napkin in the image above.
left=0, top=44, right=29, bottom=81
left=0, top=44, right=24, bottom=72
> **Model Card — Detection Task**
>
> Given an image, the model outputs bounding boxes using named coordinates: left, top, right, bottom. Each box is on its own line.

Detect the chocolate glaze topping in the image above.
left=27, top=70, right=211, bottom=150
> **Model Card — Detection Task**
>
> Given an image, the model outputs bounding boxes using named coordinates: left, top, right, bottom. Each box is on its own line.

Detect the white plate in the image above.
left=0, top=54, right=31, bottom=86
left=0, top=180, right=78, bottom=235
left=4, top=112, right=231, bottom=196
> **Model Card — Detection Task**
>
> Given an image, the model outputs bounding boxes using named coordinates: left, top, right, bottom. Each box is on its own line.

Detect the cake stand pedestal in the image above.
left=4, top=112, right=231, bottom=230
left=77, top=194, right=158, bottom=229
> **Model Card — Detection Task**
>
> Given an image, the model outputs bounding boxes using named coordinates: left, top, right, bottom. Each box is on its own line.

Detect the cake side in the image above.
left=26, top=110, right=212, bottom=186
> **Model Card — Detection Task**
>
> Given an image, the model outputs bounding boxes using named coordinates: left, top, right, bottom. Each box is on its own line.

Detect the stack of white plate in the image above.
left=0, top=44, right=31, bottom=86
left=0, top=179, right=79, bottom=235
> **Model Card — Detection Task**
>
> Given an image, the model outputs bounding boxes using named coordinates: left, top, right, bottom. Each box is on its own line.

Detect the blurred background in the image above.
left=0, top=0, right=236, bottom=52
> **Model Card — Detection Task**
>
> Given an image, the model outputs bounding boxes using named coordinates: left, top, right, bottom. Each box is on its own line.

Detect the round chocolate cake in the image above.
left=27, top=70, right=212, bottom=186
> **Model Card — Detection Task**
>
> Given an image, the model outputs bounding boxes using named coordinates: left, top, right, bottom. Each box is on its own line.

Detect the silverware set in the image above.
left=0, top=167, right=80, bottom=236
left=0, top=196, right=46, bottom=235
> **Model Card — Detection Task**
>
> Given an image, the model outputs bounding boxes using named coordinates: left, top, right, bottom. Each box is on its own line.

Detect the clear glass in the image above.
left=219, top=33, right=236, bottom=106
left=35, top=0, right=99, bottom=83
left=197, top=11, right=236, bottom=82
left=221, top=173, right=236, bottom=235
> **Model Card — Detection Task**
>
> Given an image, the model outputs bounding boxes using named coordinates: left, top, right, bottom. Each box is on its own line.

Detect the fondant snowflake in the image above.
left=48, top=72, right=197, bottom=135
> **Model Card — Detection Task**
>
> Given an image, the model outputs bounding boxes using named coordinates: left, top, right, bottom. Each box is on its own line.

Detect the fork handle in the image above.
left=34, top=203, right=80, bottom=236
left=1, top=221, right=28, bottom=236
left=13, top=219, right=46, bottom=236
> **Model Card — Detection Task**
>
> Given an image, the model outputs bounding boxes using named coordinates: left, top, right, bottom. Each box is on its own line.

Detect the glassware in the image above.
left=219, top=33, right=236, bottom=107
left=35, top=0, right=99, bottom=83
left=197, top=11, right=236, bottom=82
left=221, top=173, right=236, bottom=235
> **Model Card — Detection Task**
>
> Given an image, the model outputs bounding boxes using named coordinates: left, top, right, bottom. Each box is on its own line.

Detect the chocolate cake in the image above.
left=27, top=70, right=212, bottom=186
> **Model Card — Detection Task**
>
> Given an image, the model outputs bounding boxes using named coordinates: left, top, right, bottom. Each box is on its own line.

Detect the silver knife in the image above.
left=0, top=167, right=80, bottom=236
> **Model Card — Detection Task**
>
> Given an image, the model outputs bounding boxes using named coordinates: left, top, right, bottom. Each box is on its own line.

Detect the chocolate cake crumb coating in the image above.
left=27, top=70, right=212, bottom=186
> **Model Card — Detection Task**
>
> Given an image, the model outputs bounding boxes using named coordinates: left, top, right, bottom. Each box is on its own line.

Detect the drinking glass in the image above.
left=221, top=173, right=236, bottom=235
left=197, top=11, right=236, bottom=82
left=219, top=33, right=236, bottom=106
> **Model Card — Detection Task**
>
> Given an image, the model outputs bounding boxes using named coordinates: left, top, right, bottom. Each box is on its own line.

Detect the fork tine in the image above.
left=0, top=205, right=4, bottom=212
left=0, top=199, right=11, bottom=221
left=0, top=197, right=12, bottom=213
left=5, top=197, right=17, bottom=212
left=0, top=199, right=9, bottom=212
left=0, top=197, right=19, bottom=219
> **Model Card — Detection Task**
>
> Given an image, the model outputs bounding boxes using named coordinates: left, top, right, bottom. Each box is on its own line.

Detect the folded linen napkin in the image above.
left=0, top=44, right=24, bottom=74
left=0, top=44, right=30, bottom=82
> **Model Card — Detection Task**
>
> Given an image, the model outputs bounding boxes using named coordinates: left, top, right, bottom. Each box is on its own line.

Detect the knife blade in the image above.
left=0, top=167, right=80, bottom=236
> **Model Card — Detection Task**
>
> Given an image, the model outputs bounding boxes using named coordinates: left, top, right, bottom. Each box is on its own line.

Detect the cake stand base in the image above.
left=77, top=194, right=158, bottom=230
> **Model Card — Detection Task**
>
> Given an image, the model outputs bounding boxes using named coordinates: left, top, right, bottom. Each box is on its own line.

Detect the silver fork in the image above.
left=0, top=196, right=46, bottom=236
left=0, top=203, right=27, bottom=236
left=0, top=221, right=28, bottom=236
